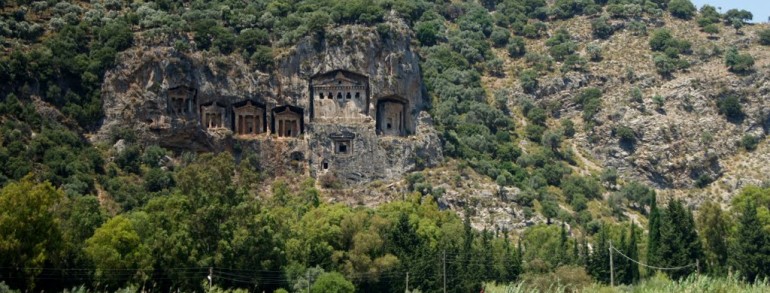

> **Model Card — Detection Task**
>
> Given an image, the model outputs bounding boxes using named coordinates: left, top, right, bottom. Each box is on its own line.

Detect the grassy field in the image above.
left=486, top=273, right=770, bottom=293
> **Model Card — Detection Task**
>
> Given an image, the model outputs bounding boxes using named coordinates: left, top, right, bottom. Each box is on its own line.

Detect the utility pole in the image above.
left=696, top=259, right=700, bottom=274
left=405, top=272, right=409, bottom=293
left=208, top=267, right=213, bottom=291
left=609, top=241, right=614, bottom=287
left=443, top=250, right=447, bottom=293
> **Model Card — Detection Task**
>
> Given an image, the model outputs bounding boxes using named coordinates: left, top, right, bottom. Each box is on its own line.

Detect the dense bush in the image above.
left=668, top=0, right=696, bottom=20
left=758, top=29, right=770, bottom=46
left=615, top=125, right=636, bottom=145
left=574, top=88, right=603, bottom=123
left=740, top=135, right=759, bottom=151
left=725, top=47, right=754, bottom=74
left=586, top=43, right=602, bottom=61
left=591, top=16, right=613, bottom=39
left=519, top=69, right=539, bottom=93
left=716, top=95, right=743, bottom=120
left=490, top=27, right=510, bottom=47
left=507, top=36, right=526, bottom=57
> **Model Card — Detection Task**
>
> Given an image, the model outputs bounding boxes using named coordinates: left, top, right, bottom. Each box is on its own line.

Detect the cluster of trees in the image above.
left=0, top=152, right=527, bottom=293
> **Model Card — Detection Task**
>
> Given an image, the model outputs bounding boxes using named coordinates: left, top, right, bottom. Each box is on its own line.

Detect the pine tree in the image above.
left=734, top=202, right=770, bottom=282
left=624, top=224, right=640, bottom=284
left=647, top=192, right=661, bottom=266
left=658, top=200, right=702, bottom=279
left=588, top=225, right=611, bottom=283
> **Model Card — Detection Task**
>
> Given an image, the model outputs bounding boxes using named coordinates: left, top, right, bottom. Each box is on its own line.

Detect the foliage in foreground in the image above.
left=487, top=273, right=770, bottom=293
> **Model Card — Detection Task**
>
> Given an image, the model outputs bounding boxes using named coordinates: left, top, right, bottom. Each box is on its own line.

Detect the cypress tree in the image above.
left=624, top=224, right=640, bottom=283
left=572, top=236, right=579, bottom=265
left=735, top=202, right=770, bottom=282
left=559, top=221, right=569, bottom=265
left=647, top=192, right=661, bottom=266
left=658, top=200, right=702, bottom=279
left=588, top=225, right=611, bottom=283
left=616, top=229, right=629, bottom=284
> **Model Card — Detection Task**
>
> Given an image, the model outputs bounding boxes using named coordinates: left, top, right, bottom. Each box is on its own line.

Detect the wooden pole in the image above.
left=405, top=272, right=409, bottom=293
left=609, top=240, right=614, bottom=287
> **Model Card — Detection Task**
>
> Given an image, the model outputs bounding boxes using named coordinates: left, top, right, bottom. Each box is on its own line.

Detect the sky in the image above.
left=691, top=0, right=768, bottom=23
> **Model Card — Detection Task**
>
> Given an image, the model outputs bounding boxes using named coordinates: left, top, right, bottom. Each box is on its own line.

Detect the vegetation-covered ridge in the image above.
left=2, top=0, right=770, bottom=292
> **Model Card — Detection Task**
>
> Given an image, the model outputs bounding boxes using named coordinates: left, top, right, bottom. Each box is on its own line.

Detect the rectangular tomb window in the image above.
left=335, top=140, right=351, bottom=154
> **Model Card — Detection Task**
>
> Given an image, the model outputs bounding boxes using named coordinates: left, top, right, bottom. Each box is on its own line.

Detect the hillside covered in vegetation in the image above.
left=2, top=0, right=770, bottom=292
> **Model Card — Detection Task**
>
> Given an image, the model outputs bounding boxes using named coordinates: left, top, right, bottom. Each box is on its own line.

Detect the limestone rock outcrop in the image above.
left=97, top=16, right=443, bottom=185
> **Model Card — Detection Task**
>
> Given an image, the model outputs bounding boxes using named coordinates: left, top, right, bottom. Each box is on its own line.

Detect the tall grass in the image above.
left=487, top=274, right=770, bottom=293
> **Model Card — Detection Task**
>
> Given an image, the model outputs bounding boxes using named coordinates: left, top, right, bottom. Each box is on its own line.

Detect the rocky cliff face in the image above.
left=526, top=22, right=770, bottom=191
left=97, top=16, right=443, bottom=185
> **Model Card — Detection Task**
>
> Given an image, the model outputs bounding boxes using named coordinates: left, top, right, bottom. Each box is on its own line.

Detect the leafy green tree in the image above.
left=85, top=215, right=152, bottom=289
left=415, top=20, right=441, bottom=46
left=733, top=202, right=770, bottom=282
left=668, top=0, right=696, bottom=19
left=724, top=9, right=753, bottom=24
left=310, top=272, right=355, bottom=293
left=0, top=177, right=64, bottom=290
left=697, top=201, right=730, bottom=276
left=236, top=29, right=270, bottom=54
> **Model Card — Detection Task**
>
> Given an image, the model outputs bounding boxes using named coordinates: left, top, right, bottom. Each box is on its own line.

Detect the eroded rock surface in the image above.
left=97, top=17, right=442, bottom=185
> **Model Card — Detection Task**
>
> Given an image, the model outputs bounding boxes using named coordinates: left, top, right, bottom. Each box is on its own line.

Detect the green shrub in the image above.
left=574, top=88, right=602, bottom=122
left=586, top=43, right=602, bottom=61
left=702, top=24, right=719, bottom=35
left=725, top=47, right=754, bottom=74
left=630, top=87, right=643, bottom=103
left=519, top=69, right=539, bottom=93
left=507, top=36, right=526, bottom=58
left=758, top=29, right=770, bottom=46
left=415, top=20, right=441, bottom=46
left=561, top=54, right=586, bottom=72
left=716, top=95, right=743, bottom=120
left=741, top=135, right=759, bottom=151
left=490, top=27, right=510, bottom=47
left=615, top=125, right=636, bottom=145
left=591, top=16, right=613, bottom=39
left=525, top=124, right=545, bottom=143
left=628, top=21, right=647, bottom=36
left=561, top=119, right=575, bottom=138
left=695, top=174, right=713, bottom=188
left=653, top=95, right=665, bottom=109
